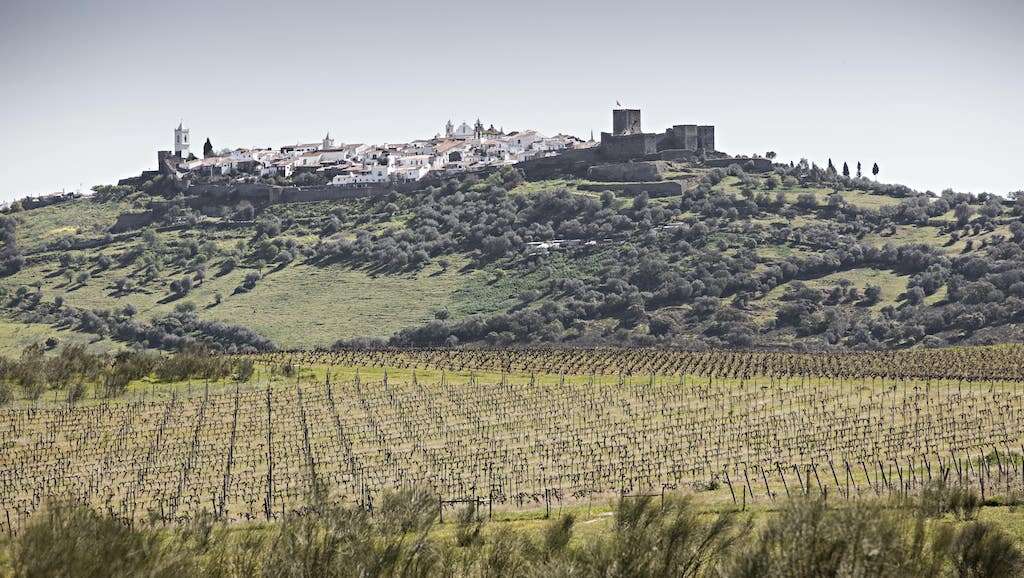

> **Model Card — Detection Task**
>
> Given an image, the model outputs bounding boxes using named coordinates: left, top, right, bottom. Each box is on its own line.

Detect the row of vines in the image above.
left=1, top=347, right=1023, bottom=531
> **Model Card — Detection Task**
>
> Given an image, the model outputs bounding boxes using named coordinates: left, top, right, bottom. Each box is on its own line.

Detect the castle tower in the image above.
left=612, top=109, right=642, bottom=136
left=174, top=123, right=190, bottom=158
left=697, top=126, right=715, bottom=151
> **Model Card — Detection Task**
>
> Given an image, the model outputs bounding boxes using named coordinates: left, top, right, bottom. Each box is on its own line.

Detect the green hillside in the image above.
left=1, top=159, right=1022, bottom=352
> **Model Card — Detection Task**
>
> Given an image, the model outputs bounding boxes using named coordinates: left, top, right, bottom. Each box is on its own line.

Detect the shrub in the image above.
left=12, top=502, right=194, bottom=577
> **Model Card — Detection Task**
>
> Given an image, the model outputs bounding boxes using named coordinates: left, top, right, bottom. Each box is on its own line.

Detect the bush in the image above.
left=3, top=492, right=1023, bottom=577
left=455, top=503, right=485, bottom=547
left=233, top=358, right=255, bottom=382
left=12, top=502, right=194, bottom=577
left=239, top=271, right=261, bottom=292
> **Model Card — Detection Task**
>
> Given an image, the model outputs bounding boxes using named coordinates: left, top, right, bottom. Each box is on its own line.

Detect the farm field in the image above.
left=3, top=345, right=1024, bottom=541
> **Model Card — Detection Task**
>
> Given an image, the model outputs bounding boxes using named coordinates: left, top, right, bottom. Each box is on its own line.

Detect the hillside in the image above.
left=1, top=158, right=1023, bottom=353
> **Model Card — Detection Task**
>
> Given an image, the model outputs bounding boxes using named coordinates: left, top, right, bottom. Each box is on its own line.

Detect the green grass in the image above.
left=711, top=177, right=903, bottom=212
left=202, top=259, right=478, bottom=348
left=0, top=319, right=117, bottom=357
left=450, top=251, right=607, bottom=318
left=0, top=250, right=505, bottom=351
left=13, top=199, right=131, bottom=252
left=509, top=178, right=609, bottom=200
left=752, top=267, right=910, bottom=321
left=861, top=224, right=947, bottom=249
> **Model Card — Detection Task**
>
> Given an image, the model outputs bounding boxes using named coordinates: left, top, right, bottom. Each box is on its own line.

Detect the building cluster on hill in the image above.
left=145, top=119, right=594, bottom=187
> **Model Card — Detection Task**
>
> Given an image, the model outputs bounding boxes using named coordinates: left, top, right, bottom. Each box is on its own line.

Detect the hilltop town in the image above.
left=111, top=108, right=740, bottom=194
left=123, top=118, right=596, bottom=189
left=2, top=104, right=1021, bottom=355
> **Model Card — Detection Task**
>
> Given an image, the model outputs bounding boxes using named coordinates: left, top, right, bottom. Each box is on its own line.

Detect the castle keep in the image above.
left=600, top=108, right=715, bottom=161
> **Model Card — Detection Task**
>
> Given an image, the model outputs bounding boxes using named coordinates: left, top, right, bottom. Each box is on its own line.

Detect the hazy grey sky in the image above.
left=1, top=0, right=1021, bottom=200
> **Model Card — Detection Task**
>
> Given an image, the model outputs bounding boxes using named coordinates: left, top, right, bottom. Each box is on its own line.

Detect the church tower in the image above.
left=322, top=132, right=334, bottom=150
left=174, top=123, right=190, bottom=158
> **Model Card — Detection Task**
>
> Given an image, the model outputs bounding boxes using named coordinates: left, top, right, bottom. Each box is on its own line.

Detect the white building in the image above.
left=331, top=156, right=394, bottom=185
left=174, top=123, right=190, bottom=158
left=281, top=142, right=321, bottom=154
left=507, top=130, right=542, bottom=152
left=450, top=121, right=476, bottom=140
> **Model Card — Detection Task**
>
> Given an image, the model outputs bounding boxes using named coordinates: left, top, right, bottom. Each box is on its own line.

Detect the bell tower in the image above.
left=174, top=122, right=190, bottom=158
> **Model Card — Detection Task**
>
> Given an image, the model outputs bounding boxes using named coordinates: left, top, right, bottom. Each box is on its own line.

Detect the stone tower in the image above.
left=322, top=132, right=334, bottom=150
left=612, top=109, right=642, bottom=136
left=174, top=123, right=190, bottom=158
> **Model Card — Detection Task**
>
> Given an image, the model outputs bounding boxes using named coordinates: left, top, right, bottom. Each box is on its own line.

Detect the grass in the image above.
left=773, top=185, right=902, bottom=210
left=450, top=250, right=608, bottom=318
left=0, top=215, right=518, bottom=349
left=752, top=267, right=910, bottom=321
left=204, top=259, right=476, bottom=348
left=711, top=176, right=903, bottom=211
left=0, top=318, right=117, bottom=356
left=861, top=224, right=947, bottom=249
left=509, top=178, right=612, bottom=200
left=12, top=198, right=131, bottom=252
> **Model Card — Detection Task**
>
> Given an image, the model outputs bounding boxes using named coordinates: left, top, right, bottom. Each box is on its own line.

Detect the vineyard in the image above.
left=2, top=346, right=1024, bottom=533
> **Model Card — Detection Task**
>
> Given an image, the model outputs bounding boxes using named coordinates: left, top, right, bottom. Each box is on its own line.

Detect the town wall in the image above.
left=186, top=182, right=390, bottom=205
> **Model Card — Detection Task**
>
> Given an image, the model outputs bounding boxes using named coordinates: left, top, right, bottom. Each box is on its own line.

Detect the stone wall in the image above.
left=516, top=148, right=600, bottom=180
left=666, top=125, right=699, bottom=150
left=111, top=211, right=159, bottom=233
left=599, top=133, right=658, bottom=161
left=586, top=161, right=667, bottom=182
left=185, top=182, right=390, bottom=206
left=658, top=125, right=714, bottom=152
left=703, top=157, right=773, bottom=172
left=657, top=149, right=699, bottom=162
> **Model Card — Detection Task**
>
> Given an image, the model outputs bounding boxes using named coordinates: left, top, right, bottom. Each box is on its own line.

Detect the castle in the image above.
left=600, top=108, right=715, bottom=161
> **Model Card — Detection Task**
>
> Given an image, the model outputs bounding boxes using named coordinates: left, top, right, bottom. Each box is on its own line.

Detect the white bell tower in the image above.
left=174, top=122, right=190, bottom=158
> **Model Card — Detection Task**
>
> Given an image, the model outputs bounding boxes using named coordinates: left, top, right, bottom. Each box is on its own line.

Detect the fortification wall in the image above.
left=599, top=133, right=658, bottom=161
left=186, top=183, right=389, bottom=206
left=586, top=161, right=667, bottom=182
left=657, top=149, right=699, bottom=162
left=703, top=157, right=773, bottom=172
left=516, top=148, right=600, bottom=180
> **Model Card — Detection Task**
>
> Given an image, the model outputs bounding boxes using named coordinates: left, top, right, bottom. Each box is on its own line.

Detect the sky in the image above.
left=1, top=0, right=1022, bottom=201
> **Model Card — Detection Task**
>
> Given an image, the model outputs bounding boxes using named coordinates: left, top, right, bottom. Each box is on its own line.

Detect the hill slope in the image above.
left=1, top=160, right=1023, bottom=352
